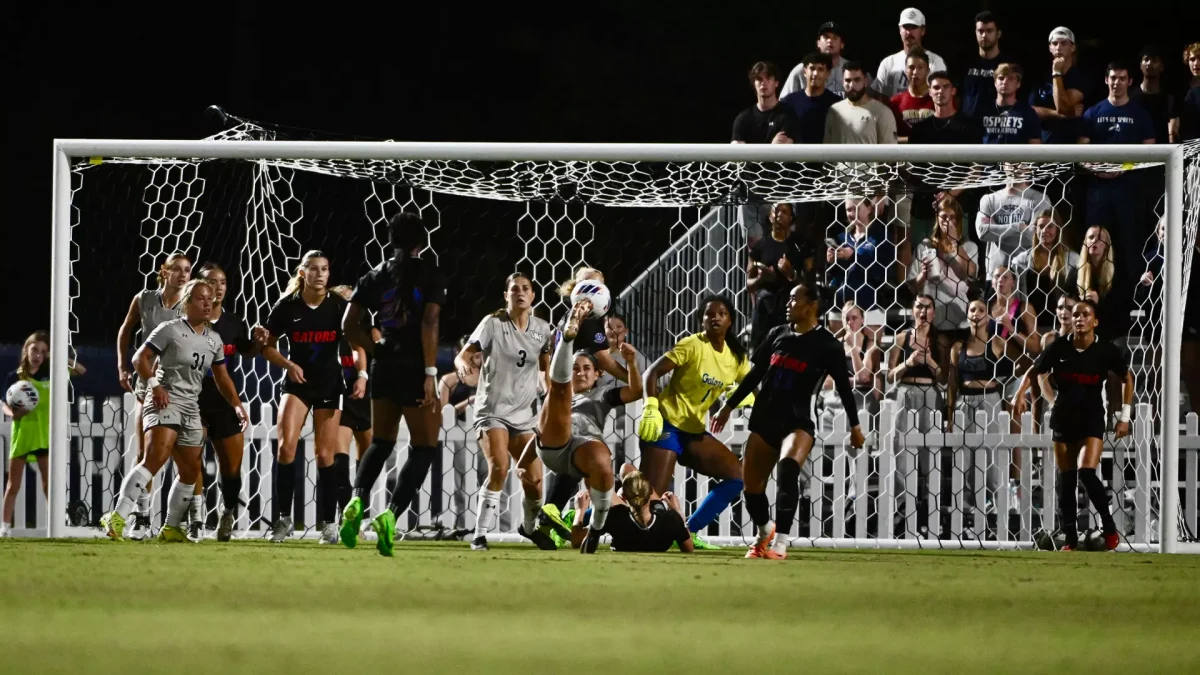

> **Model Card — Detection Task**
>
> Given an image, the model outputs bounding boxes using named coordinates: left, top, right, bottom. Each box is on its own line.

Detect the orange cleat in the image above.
left=1104, top=532, right=1120, bottom=551
left=745, top=523, right=785, bottom=559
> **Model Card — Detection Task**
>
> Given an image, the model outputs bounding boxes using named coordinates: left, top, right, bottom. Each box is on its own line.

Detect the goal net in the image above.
left=41, top=121, right=1200, bottom=553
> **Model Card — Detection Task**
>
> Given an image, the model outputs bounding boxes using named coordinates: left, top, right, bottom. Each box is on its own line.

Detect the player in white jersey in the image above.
left=455, top=273, right=553, bottom=550
left=114, top=251, right=190, bottom=540
left=535, top=300, right=642, bottom=553
left=102, top=280, right=247, bottom=541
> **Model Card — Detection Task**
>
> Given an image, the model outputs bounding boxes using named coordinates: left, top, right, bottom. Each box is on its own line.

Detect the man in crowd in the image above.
left=827, top=62, right=899, bottom=144
left=781, top=52, right=841, bottom=144
left=961, top=11, right=1007, bottom=119
left=1130, top=45, right=1175, bottom=144
left=1030, top=26, right=1087, bottom=144
left=874, top=8, right=947, bottom=98
left=732, top=61, right=798, bottom=144
left=981, top=64, right=1042, bottom=144
left=782, top=22, right=848, bottom=98
left=890, top=50, right=934, bottom=141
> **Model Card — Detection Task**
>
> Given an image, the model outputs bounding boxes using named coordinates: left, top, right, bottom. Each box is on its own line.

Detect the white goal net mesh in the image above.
left=52, top=122, right=1200, bottom=551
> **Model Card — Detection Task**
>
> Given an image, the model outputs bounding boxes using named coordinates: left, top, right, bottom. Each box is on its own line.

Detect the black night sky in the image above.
left=6, top=0, right=1200, bottom=352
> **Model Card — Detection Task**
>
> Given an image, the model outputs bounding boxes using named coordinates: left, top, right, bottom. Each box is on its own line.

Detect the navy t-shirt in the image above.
left=780, top=89, right=840, bottom=143
left=1182, top=85, right=1200, bottom=142
left=1081, top=98, right=1156, bottom=144
left=979, top=102, right=1043, bottom=144
left=961, top=54, right=1006, bottom=119
left=1028, top=67, right=1089, bottom=144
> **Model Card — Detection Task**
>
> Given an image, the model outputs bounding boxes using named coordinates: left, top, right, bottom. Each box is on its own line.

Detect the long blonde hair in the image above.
left=281, top=250, right=328, bottom=300
left=1031, top=210, right=1071, bottom=284
left=557, top=266, right=604, bottom=299
left=1077, top=226, right=1114, bottom=299
left=157, top=252, right=192, bottom=289
left=621, top=471, right=654, bottom=527
left=17, top=330, right=49, bottom=381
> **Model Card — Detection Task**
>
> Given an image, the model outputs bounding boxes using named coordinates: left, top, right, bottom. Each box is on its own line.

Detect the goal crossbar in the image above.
left=47, top=140, right=1190, bottom=552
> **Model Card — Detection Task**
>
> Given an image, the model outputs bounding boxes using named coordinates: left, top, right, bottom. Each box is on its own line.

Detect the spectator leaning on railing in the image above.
left=782, top=22, right=848, bottom=99
left=961, top=11, right=1007, bottom=120
left=873, top=8, right=947, bottom=99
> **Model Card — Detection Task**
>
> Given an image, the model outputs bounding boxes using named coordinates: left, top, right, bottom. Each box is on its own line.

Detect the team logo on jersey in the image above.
left=531, top=331, right=545, bottom=344
left=701, top=373, right=725, bottom=388
left=207, top=337, right=217, bottom=350
left=594, top=333, right=605, bottom=345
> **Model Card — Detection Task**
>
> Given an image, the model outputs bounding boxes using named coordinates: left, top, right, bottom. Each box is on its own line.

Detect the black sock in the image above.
left=1079, top=468, right=1117, bottom=535
left=775, top=458, right=802, bottom=536
left=276, top=460, right=296, bottom=522
left=333, top=453, right=351, bottom=512
left=548, top=472, right=581, bottom=510
left=220, top=475, right=241, bottom=512
left=744, top=492, right=771, bottom=531
left=388, top=445, right=437, bottom=515
left=1058, top=469, right=1079, bottom=546
left=353, top=439, right=396, bottom=500
left=317, top=464, right=336, bottom=525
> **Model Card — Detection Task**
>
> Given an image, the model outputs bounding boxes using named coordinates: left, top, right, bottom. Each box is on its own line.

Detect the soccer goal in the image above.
left=42, top=127, right=1200, bottom=553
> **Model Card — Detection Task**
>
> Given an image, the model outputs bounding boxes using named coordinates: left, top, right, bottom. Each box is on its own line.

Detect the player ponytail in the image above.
left=386, top=211, right=428, bottom=312
left=16, top=330, right=49, bottom=381
left=697, top=294, right=747, bottom=364
left=156, top=251, right=192, bottom=288
left=621, top=471, right=653, bottom=527
left=281, top=250, right=327, bottom=300
left=557, top=266, right=604, bottom=298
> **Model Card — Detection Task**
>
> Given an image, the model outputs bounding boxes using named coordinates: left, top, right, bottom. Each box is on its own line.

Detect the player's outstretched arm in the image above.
left=115, top=294, right=141, bottom=392
left=617, top=343, right=643, bottom=404
left=594, top=349, right=629, bottom=384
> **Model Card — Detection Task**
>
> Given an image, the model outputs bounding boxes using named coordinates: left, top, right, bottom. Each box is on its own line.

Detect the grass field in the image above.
left=2, top=540, right=1199, bottom=674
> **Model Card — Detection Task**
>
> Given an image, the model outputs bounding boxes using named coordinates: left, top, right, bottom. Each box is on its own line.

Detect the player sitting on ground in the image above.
left=102, top=280, right=247, bottom=541
left=565, top=466, right=693, bottom=553
left=534, top=300, right=642, bottom=553
left=714, top=279, right=865, bottom=559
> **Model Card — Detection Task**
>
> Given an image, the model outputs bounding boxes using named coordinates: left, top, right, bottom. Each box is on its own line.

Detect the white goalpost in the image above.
left=45, top=138, right=1198, bottom=553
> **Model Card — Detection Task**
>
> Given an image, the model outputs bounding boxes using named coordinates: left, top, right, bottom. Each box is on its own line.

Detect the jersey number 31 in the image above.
left=191, top=352, right=208, bottom=372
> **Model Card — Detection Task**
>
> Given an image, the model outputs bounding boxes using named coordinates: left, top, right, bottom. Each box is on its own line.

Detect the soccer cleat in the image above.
left=690, top=532, right=722, bottom=550
left=470, top=536, right=489, bottom=551
left=539, top=504, right=572, bottom=540
left=769, top=538, right=789, bottom=559
left=580, top=527, right=601, bottom=554
left=745, top=523, right=784, bottom=559
left=187, top=520, right=204, bottom=543
left=216, top=507, right=236, bottom=542
left=519, top=523, right=557, bottom=551
left=319, top=522, right=339, bottom=545
left=340, top=496, right=363, bottom=549
left=1104, top=532, right=1120, bottom=551
left=125, top=512, right=150, bottom=541
left=101, top=511, right=126, bottom=540
left=270, top=516, right=293, bottom=543
left=372, top=509, right=396, bottom=557
left=157, top=525, right=188, bottom=543
left=0, top=523, right=10, bottom=538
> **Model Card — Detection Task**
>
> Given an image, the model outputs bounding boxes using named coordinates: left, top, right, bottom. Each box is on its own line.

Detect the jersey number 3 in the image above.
left=191, top=352, right=208, bottom=372
left=516, top=349, right=527, bottom=367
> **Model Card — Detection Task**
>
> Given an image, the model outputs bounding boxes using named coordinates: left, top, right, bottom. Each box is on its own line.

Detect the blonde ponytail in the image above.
left=557, top=266, right=604, bottom=298
left=621, top=471, right=653, bottom=527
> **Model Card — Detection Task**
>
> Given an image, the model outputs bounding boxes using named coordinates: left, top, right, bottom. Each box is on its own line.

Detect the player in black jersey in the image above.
left=339, top=212, right=447, bottom=556
left=1011, top=299, right=1132, bottom=551
left=196, top=263, right=264, bottom=542
left=332, top=285, right=374, bottom=460
left=713, top=279, right=866, bottom=559
left=568, top=468, right=693, bottom=553
left=256, top=250, right=348, bottom=543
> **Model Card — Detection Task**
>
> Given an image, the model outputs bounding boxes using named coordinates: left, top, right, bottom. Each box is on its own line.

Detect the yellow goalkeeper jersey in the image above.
left=657, top=333, right=752, bottom=434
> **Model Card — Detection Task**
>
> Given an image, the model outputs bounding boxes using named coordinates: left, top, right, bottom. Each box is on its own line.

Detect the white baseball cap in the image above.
left=1048, top=26, right=1075, bottom=43
left=899, top=8, right=926, bottom=27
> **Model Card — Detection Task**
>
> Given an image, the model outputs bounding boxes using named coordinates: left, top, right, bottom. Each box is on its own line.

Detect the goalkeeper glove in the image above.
left=638, top=397, right=664, bottom=442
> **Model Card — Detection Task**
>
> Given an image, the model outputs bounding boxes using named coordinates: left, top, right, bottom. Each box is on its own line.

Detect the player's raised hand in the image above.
left=285, top=361, right=306, bottom=384
left=637, top=397, right=663, bottom=442
left=574, top=489, right=591, bottom=512
left=251, top=325, right=271, bottom=346
left=662, top=491, right=682, bottom=515
left=618, top=342, right=637, bottom=362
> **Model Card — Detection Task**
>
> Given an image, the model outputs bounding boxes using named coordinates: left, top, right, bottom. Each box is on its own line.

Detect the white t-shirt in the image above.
left=781, top=58, right=847, bottom=98
left=907, top=240, right=979, bottom=330
left=975, top=186, right=1052, bottom=273
left=873, top=49, right=947, bottom=98
left=824, top=99, right=898, bottom=144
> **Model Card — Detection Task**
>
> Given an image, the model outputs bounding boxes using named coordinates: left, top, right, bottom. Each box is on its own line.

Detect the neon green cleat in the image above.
left=157, top=525, right=188, bottom=543
left=372, top=509, right=396, bottom=557
left=100, top=511, right=126, bottom=540
left=340, top=496, right=363, bottom=549
left=550, top=508, right=575, bottom=549
left=690, top=531, right=722, bottom=550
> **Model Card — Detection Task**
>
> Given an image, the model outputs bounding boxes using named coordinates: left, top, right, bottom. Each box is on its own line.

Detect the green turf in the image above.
left=2, top=539, right=1199, bottom=674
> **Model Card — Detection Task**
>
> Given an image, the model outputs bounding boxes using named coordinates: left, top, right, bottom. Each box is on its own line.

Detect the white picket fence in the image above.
left=3, top=395, right=1200, bottom=551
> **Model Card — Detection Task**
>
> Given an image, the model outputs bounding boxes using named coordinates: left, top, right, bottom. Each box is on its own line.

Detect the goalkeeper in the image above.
left=635, top=295, right=752, bottom=550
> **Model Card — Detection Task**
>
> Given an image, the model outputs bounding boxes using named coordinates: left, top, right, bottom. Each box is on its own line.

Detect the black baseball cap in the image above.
left=818, top=21, right=843, bottom=38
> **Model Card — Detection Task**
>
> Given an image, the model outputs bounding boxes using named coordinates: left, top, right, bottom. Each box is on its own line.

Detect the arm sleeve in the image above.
left=663, top=336, right=697, bottom=368
left=265, top=298, right=288, bottom=338
left=211, top=334, right=227, bottom=366
left=826, top=338, right=860, bottom=428
left=602, top=386, right=625, bottom=407
left=145, top=322, right=173, bottom=356
left=725, top=358, right=767, bottom=409
left=420, top=264, right=447, bottom=307
left=468, top=317, right=494, bottom=353
left=1031, top=340, right=1056, bottom=375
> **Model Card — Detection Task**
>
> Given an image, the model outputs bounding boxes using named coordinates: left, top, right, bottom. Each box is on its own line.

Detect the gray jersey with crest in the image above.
left=571, top=384, right=623, bottom=440
left=145, top=319, right=226, bottom=416
left=138, top=288, right=183, bottom=339
left=470, top=314, right=554, bottom=429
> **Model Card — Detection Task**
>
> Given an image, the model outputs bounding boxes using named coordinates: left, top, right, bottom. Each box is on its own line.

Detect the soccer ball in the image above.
left=6, top=380, right=39, bottom=414
left=570, top=281, right=611, bottom=318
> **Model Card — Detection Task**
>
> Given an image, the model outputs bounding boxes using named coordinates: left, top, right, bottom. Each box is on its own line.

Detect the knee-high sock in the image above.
left=522, top=494, right=543, bottom=532
left=1058, top=469, right=1079, bottom=546
left=317, top=464, right=336, bottom=525
left=1079, top=468, right=1117, bottom=534
left=550, top=336, right=575, bottom=384
left=474, top=488, right=502, bottom=538
left=354, top=439, right=396, bottom=501
left=388, top=445, right=437, bottom=515
left=115, top=465, right=153, bottom=519
left=220, top=475, right=242, bottom=512
left=775, top=458, right=802, bottom=536
left=687, top=479, right=744, bottom=533
left=165, top=479, right=194, bottom=528
left=744, top=492, right=772, bottom=537
left=190, top=494, right=204, bottom=524
left=333, top=453, right=352, bottom=512
left=276, top=460, right=296, bottom=521
left=589, top=487, right=613, bottom=530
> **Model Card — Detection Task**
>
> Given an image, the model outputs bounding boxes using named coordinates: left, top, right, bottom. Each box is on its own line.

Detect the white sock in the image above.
left=550, top=337, right=575, bottom=384
left=522, top=496, right=542, bottom=532
left=474, top=489, right=502, bottom=538
left=116, top=465, right=153, bottom=520
left=190, top=495, right=204, bottom=524
left=772, top=531, right=789, bottom=548
left=165, top=480, right=194, bottom=528
left=757, top=520, right=776, bottom=545
left=589, top=487, right=613, bottom=531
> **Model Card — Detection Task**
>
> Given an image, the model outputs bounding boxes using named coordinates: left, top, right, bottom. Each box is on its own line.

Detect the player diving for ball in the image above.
left=713, top=279, right=865, bottom=559
left=534, top=298, right=643, bottom=553
left=102, top=280, right=248, bottom=541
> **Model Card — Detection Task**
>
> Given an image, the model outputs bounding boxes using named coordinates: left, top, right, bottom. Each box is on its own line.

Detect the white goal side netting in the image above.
left=28, top=121, right=1200, bottom=551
